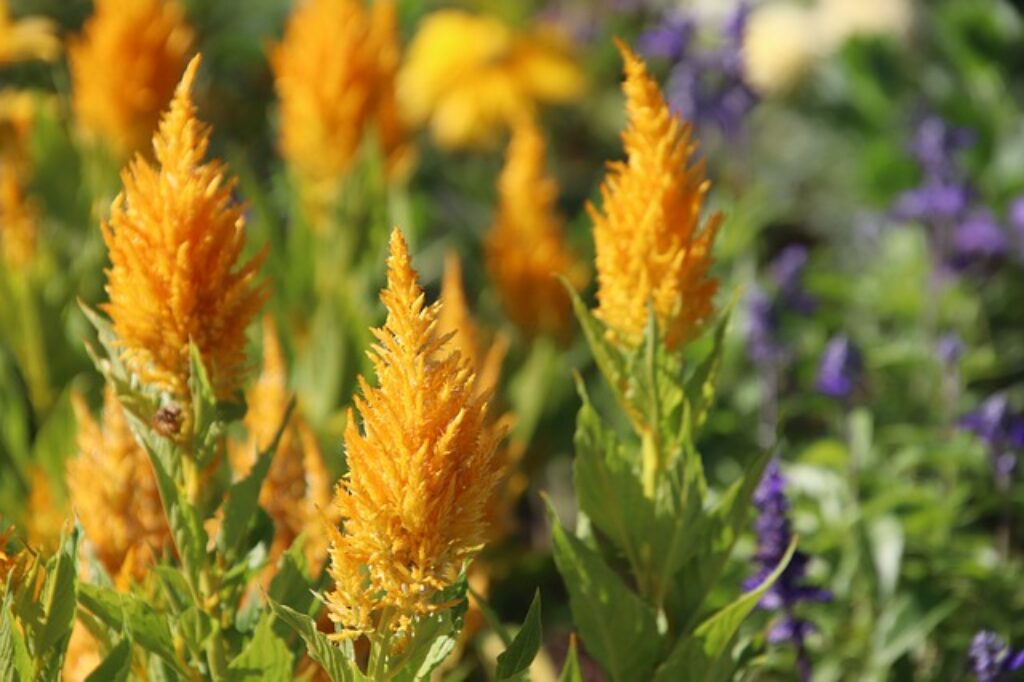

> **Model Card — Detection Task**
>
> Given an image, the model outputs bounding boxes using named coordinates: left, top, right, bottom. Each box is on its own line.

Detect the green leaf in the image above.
left=548, top=502, right=661, bottom=682
left=495, top=590, right=542, bottom=681
left=683, top=307, right=732, bottom=433
left=77, top=583, right=188, bottom=677
left=564, top=285, right=630, bottom=415
left=654, top=538, right=797, bottom=682
left=218, top=399, right=293, bottom=560
left=267, top=539, right=315, bottom=620
left=228, top=614, right=294, bottom=681
left=268, top=599, right=363, bottom=682
left=0, top=594, right=33, bottom=681
left=175, top=607, right=214, bottom=660
left=189, top=342, right=220, bottom=459
left=39, top=524, right=80, bottom=653
left=85, top=638, right=133, bottom=682
left=557, top=635, right=582, bottom=682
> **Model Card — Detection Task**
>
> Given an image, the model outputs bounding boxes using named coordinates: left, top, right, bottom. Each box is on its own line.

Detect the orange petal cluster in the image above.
left=325, top=229, right=504, bottom=639
left=67, top=387, right=171, bottom=583
left=230, top=317, right=333, bottom=572
left=398, top=10, right=584, bottom=150
left=0, top=0, right=60, bottom=64
left=589, top=43, right=722, bottom=350
left=271, top=0, right=407, bottom=184
left=101, top=56, right=268, bottom=403
left=486, top=119, right=587, bottom=341
left=69, top=0, right=193, bottom=158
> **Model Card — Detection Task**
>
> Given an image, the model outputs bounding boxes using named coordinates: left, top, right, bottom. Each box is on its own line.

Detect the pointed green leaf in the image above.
left=1, top=594, right=33, bottom=681
left=495, top=590, right=542, bottom=681
left=654, top=538, right=797, bottom=682
left=683, top=307, right=732, bottom=433
left=84, top=638, right=132, bottom=682
left=557, top=635, right=582, bottom=682
left=268, top=599, right=364, bottom=682
left=564, top=285, right=631, bottom=414
left=548, top=502, right=661, bottom=682
left=39, top=524, right=80, bottom=652
left=267, top=539, right=315, bottom=619
left=228, top=613, right=294, bottom=681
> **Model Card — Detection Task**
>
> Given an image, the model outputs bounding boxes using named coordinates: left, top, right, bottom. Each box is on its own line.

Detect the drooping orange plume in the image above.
left=101, top=55, right=268, bottom=404
left=486, top=119, right=587, bottom=341
left=589, top=43, right=722, bottom=350
left=271, top=0, right=407, bottom=184
left=324, top=229, right=505, bottom=639
left=69, top=0, right=193, bottom=158
left=67, top=387, right=171, bottom=583
left=230, top=317, right=334, bottom=572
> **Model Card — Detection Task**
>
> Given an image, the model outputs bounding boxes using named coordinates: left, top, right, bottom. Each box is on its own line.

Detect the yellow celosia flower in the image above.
left=67, top=387, right=171, bottom=582
left=325, top=229, right=504, bottom=639
left=69, top=0, right=193, bottom=158
left=486, top=119, right=587, bottom=341
left=230, top=317, right=333, bottom=571
left=271, top=0, right=408, bottom=185
left=0, top=0, right=60, bottom=64
left=101, top=55, right=268, bottom=405
left=398, top=10, right=584, bottom=150
left=589, top=43, right=722, bottom=350
left=0, top=162, right=36, bottom=269
left=63, top=621, right=103, bottom=682
left=24, top=467, right=65, bottom=554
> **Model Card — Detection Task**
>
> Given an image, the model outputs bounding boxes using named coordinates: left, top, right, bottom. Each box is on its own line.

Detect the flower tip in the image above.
left=178, top=53, right=202, bottom=94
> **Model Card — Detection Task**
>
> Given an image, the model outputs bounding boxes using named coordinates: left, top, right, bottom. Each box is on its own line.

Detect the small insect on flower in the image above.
left=101, top=55, right=269, bottom=412
left=271, top=0, right=408, bottom=187
left=69, top=0, right=194, bottom=158
left=67, top=387, right=171, bottom=585
left=0, top=0, right=60, bottom=65
left=486, top=119, right=587, bottom=342
left=590, top=41, right=722, bottom=350
left=324, top=229, right=505, bottom=640
left=398, top=9, right=584, bottom=150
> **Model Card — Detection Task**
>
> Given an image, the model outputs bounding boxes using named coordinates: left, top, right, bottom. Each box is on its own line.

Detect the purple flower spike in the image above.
left=952, top=211, right=1008, bottom=267
left=936, top=332, right=964, bottom=366
left=969, top=631, right=1024, bottom=682
left=815, top=335, right=862, bottom=399
left=959, top=394, right=1024, bottom=487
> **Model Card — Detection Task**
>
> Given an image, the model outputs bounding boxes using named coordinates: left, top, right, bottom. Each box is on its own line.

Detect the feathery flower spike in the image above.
left=101, top=55, right=269, bottom=408
left=324, top=228, right=504, bottom=640
left=69, top=0, right=194, bottom=158
left=486, top=119, right=586, bottom=341
left=271, top=0, right=407, bottom=185
left=67, top=387, right=172, bottom=583
left=231, top=317, right=334, bottom=571
left=590, top=41, right=722, bottom=350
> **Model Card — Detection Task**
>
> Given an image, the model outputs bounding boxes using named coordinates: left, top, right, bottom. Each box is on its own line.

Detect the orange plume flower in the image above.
left=324, top=229, right=505, bottom=639
left=589, top=43, right=722, bottom=350
left=486, top=119, right=586, bottom=341
left=0, top=0, right=60, bottom=65
left=0, top=163, right=36, bottom=269
left=67, top=387, right=171, bottom=583
left=231, top=317, right=334, bottom=572
left=69, top=0, right=193, bottom=158
left=271, top=0, right=407, bottom=184
left=101, top=55, right=268, bottom=404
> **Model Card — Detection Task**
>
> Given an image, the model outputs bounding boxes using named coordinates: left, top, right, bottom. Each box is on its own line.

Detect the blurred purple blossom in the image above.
left=959, top=394, right=1024, bottom=488
left=745, top=460, right=830, bottom=681
left=969, top=631, right=1024, bottom=682
left=936, top=332, right=964, bottom=366
left=638, top=3, right=756, bottom=137
left=952, top=210, right=1009, bottom=267
left=745, top=245, right=815, bottom=368
left=815, top=335, right=862, bottom=399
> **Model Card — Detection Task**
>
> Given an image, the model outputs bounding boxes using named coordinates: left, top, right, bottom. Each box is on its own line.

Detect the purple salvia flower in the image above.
left=969, top=631, right=1024, bottom=682
left=952, top=210, right=1008, bottom=268
left=770, top=244, right=816, bottom=313
left=815, top=335, right=862, bottom=399
left=637, top=14, right=694, bottom=61
left=959, top=394, right=1024, bottom=488
left=746, top=285, right=780, bottom=367
left=936, top=332, right=964, bottom=366
left=745, top=460, right=830, bottom=682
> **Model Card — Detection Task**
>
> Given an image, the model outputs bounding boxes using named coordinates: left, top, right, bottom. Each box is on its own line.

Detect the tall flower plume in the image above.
left=69, top=0, right=193, bottom=158
left=271, top=0, right=407, bottom=186
left=398, top=9, right=584, bottom=150
left=0, top=0, right=60, bottom=64
left=67, top=387, right=172, bottom=584
left=590, top=42, right=721, bottom=350
left=325, top=229, right=504, bottom=639
left=101, top=55, right=268, bottom=404
left=230, top=317, right=333, bottom=571
left=486, top=119, right=586, bottom=341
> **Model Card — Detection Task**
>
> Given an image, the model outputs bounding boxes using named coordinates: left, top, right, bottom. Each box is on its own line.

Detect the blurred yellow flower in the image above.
left=743, top=3, right=822, bottom=96
left=67, top=387, right=171, bottom=583
left=230, top=317, right=334, bottom=572
left=398, top=10, right=584, bottom=150
left=271, top=0, right=408, bottom=186
left=69, top=0, right=193, bottom=158
left=486, top=119, right=587, bottom=341
left=325, top=229, right=504, bottom=639
left=817, top=0, right=912, bottom=48
left=590, top=43, right=721, bottom=350
left=63, top=621, right=103, bottom=682
left=0, top=524, right=23, bottom=589
left=24, top=467, right=65, bottom=554
left=0, top=162, right=36, bottom=269
left=0, top=0, right=60, bottom=64
left=101, top=56, right=268, bottom=406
